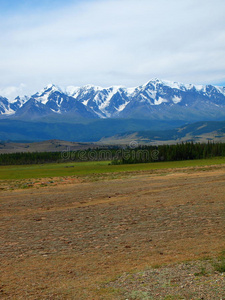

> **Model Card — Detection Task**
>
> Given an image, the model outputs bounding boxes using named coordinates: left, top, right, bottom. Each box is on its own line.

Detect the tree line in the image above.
left=0, top=147, right=118, bottom=165
left=0, top=142, right=225, bottom=165
left=111, top=141, right=225, bottom=164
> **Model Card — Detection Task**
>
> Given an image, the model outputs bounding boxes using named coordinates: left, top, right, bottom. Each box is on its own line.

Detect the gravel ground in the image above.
left=106, top=258, right=225, bottom=299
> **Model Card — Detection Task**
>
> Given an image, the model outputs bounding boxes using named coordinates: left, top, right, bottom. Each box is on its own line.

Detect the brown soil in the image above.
left=0, top=167, right=225, bottom=299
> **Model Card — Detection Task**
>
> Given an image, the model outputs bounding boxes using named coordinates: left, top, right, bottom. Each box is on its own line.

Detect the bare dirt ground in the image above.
left=0, top=140, right=97, bottom=154
left=1, top=166, right=225, bottom=299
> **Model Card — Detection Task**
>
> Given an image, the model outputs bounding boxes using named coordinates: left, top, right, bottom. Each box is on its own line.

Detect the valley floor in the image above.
left=0, top=166, right=225, bottom=299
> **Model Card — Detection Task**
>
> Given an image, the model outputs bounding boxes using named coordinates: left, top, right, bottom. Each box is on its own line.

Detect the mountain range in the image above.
left=1, top=79, right=225, bottom=143
left=1, top=78, right=225, bottom=122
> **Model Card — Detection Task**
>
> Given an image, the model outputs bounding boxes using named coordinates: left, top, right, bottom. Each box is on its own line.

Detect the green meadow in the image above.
left=0, top=157, right=225, bottom=180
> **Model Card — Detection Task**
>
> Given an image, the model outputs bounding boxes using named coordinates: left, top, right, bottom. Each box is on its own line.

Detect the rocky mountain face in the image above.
left=0, top=96, right=11, bottom=115
left=1, top=79, right=225, bottom=121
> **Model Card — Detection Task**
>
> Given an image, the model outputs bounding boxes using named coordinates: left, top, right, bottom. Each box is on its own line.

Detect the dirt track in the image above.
left=1, top=167, right=225, bottom=299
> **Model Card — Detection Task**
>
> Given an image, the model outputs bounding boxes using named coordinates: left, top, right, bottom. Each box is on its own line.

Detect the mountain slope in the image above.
left=0, top=119, right=185, bottom=142
left=99, top=121, right=225, bottom=145
left=1, top=119, right=225, bottom=144
left=0, top=96, right=13, bottom=115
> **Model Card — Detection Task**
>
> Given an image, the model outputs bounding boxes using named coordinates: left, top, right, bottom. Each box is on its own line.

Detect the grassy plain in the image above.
left=0, top=158, right=225, bottom=299
left=1, top=157, right=225, bottom=180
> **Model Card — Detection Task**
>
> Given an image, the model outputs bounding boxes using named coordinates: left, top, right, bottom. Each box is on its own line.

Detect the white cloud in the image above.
left=0, top=0, right=225, bottom=97
left=0, top=84, right=27, bottom=101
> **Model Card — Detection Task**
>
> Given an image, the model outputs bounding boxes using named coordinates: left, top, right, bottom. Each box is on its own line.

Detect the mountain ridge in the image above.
left=1, top=79, right=225, bottom=121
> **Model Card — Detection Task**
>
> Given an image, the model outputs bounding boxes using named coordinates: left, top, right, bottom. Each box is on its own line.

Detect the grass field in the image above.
left=0, top=157, right=225, bottom=180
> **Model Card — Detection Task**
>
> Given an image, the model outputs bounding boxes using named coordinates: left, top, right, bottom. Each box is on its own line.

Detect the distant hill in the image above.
left=0, top=119, right=184, bottom=142
left=99, top=121, right=225, bottom=145
left=0, top=139, right=99, bottom=154
left=1, top=121, right=225, bottom=152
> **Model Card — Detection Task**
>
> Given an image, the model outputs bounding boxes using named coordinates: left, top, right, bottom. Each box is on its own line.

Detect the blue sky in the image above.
left=0, top=0, right=225, bottom=99
left=0, top=0, right=78, bottom=13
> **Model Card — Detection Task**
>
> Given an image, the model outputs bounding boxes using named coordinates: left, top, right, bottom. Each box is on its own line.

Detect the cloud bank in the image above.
left=0, top=0, right=225, bottom=99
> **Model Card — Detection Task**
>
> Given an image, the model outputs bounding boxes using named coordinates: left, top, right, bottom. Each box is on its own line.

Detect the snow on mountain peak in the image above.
left=38, top=84, right=61, bottom=95
left=98, top=86, right=120, bottom=112
left=9, top=95, right=29, bottom=104
left=83, top=84, right=102, bottom=91
left=126, top=87, right=136, bottom=95
left=1, top=79, right=225, bottom=118
left=46, top=83, right=55, bottom=89
left=183, top=83, right=204, bottom=92
left=215, top=85, right=225, bottom=96
left=66, top=86, right=80, bottom=97
left=162, top=80, right=182, bottom=90
left=32, top=84, right=62, bottom=104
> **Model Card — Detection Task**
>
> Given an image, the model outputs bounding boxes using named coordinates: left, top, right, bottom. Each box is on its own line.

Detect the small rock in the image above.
left=125, top=245, right=131, bottom=249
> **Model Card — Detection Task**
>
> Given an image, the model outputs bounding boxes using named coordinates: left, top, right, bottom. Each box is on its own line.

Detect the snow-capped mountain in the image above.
left=66, top=84, right=131, bottom=118
left=1, top=79, right=225, bottom=121
left=13, top=84, right=97, bottom=120
left=119, top=79, right=225, bottom=120
left=0, top=95, right=28, bottom=115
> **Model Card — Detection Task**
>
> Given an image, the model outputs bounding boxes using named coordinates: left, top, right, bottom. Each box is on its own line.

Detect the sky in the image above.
left=0, top=0, right=225, bottom=99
